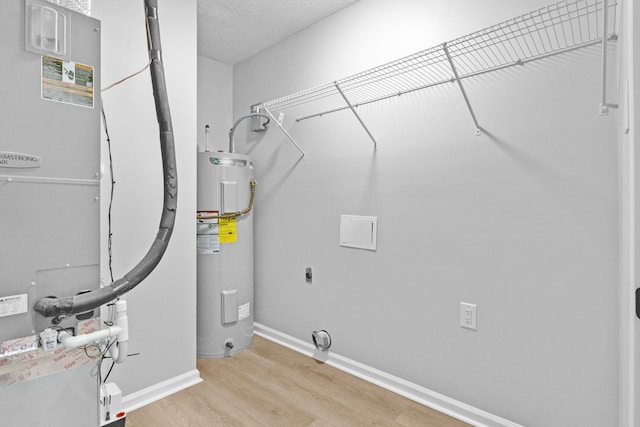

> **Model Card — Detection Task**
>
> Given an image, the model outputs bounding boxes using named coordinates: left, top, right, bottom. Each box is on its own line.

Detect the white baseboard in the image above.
left=122, top=369, right=203, bottom=413
left=254, top=323, right=522, bottom=427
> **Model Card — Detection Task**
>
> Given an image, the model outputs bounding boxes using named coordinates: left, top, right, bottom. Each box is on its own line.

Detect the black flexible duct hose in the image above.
left=33, top=0, right=177, bottom=317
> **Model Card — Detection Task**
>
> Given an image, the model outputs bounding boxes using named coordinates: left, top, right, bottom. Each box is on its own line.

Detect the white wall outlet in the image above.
left=460, top=302, right=477, bottom=330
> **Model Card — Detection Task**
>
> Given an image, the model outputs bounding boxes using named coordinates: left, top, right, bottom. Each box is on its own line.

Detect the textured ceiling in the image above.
left=198, top=0, right=359, bottom=65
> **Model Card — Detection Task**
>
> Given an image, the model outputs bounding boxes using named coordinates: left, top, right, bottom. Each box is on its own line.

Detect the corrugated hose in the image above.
left=34, top=0, right=177, bottom=317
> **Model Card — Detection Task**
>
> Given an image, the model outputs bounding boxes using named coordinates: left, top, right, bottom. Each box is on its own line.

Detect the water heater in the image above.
left=196, top=152, right=254, bottom=357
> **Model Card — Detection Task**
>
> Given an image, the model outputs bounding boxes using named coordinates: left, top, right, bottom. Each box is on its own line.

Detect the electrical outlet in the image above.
left=460, top=302, right=477, bottom=330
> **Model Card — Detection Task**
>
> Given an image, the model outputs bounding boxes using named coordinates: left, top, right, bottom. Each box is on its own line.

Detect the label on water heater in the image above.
left=197, top=211, right=220, bottom=254
left=197, top=235, right=220, bottom=254
left=219, top=218, right=237, bottom=243
left=238, top=302, right=250, bottom=321
left=0, top=294, right=28, bottom=318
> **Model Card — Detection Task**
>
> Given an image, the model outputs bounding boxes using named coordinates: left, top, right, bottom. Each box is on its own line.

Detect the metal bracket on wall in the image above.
left=335, top=82, right=378, bottom=151
left=599, top=0, right=619, bottom=116
left=262, top=106, right=306, bottom=158
left=443, top=42, right=482, bottom=136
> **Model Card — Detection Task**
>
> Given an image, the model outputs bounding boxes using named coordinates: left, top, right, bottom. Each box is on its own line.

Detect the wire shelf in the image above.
left=258, top=0, right=617, bottom=123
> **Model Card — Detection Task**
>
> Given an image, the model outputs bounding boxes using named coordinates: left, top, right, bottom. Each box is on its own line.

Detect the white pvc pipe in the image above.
left=56, top=300, right=129, bottom=364
left=108, top=300, right=129, bottom=363
left=58, top=326, right=123, bottom=349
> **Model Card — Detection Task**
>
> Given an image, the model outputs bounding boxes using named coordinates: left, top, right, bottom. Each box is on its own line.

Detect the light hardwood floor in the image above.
left=126, top=335, right=471, bottom=427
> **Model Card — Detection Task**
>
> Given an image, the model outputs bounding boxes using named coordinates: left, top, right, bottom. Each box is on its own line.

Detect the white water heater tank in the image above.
left=197, top=152, right=254, bottom=357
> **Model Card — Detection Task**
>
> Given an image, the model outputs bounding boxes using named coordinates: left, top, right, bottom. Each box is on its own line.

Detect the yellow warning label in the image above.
left=219, top=218, right=237, bottom=243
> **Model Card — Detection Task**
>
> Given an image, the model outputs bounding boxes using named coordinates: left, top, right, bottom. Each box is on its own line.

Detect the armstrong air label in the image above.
left=41, top=56, right=94, bottom=108
left=0, top=152, right=41, bottom=168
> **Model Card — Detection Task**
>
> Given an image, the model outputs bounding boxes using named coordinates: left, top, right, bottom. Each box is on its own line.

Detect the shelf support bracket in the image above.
left=443, top=42, right=482, bottom=136
left=599, top=0, right=618, bottom=115
left=334, top=82, right=378, bottom=150
left=261, top=105, right=306, bottom=158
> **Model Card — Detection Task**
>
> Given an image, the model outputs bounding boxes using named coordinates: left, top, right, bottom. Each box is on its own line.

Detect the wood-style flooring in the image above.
left=126, top=335, right=471, bottom=427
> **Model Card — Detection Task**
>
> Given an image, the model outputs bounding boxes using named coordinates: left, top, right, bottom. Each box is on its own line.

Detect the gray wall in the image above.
left=93, top=0, right=198, bottom=401
left=626, top=0, right=640, bottom=423
left=198, top=56, right=233, bottom=153
left=232, top=0, right=620, bottom=425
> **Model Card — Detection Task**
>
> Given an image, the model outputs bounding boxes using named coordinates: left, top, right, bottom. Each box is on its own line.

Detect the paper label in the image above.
left=197, top=211, right=220, bottom=254
left=0, top=294, right=28, bottom=318
left=42, top=56, right=94, bottom=108
left=197, top=235, right=220, bottom=254
left=219, top=218, right=237, bottom=243
left=238, top=302, right=250, bottom=321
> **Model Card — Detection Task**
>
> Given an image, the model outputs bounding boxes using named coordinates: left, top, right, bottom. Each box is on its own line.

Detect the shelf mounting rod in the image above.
left=443, top=42, right=482, bottom=136
left=334, top=82, right=378, bottom=150
left=261, top=105, right=306, bottom=158
left=599, top=0, right=618, bottom=115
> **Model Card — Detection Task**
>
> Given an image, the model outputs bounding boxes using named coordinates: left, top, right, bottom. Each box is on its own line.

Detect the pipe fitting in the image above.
left=228, top=113, right=270, bottom=153
left=311, top=330, right=332, bottom=351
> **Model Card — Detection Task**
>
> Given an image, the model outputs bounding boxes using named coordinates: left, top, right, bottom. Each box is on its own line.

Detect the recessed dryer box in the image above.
left=339, top=215, right=378, bottom=251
